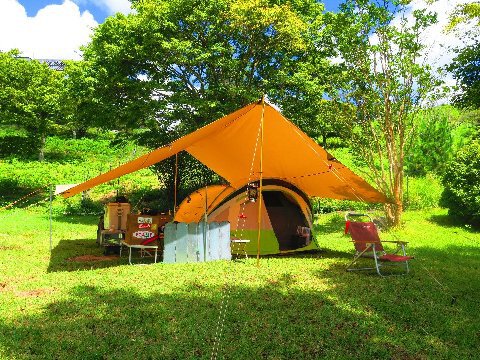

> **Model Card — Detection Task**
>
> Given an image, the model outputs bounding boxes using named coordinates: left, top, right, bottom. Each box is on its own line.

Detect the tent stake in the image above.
left=256, top=96, right=266, bottom=267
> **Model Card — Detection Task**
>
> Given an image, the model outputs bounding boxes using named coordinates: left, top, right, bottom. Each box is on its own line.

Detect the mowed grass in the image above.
left=0, top=208, right=479, bottom=359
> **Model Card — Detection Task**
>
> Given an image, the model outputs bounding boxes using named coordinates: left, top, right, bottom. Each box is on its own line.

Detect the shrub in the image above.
left=62, top=196, right=104, bottom=215
left=311, top=198, right=381, bottom=214
left=0, top=135, right=38, bottom=159
left=404, top=175, right=443, bottom=210
left=440, top=141, right=480, bottom=226
left=406, top=106, right=457, bottom=176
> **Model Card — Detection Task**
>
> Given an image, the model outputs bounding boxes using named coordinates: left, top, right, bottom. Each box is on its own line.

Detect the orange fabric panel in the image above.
left=208, top=192, right=273, bottom=231
left=60, top=103, right=257, bottom=198
left=187, top=104, right=387, bottom=202
left=174, top=185, right=234, bottom=222
left=293, top=164, right=386, bottom=202
left=60, top=100, right=387, bottom=203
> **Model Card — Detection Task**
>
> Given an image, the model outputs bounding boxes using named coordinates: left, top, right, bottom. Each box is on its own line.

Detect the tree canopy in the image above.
left=1, top=0, right=465, bottom=225
left=83, top=0, right=326, bottom=140
left=0, top=51, right=62, bottom=161
left=447, top=1, right=480, bottom=109
left=80, top=0, right=329, bottom=200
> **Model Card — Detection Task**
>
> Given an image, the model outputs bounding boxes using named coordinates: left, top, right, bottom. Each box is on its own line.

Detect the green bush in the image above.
left=311, top=198, right=381, bottom=214
left=404, top=175, right=443, bottom=210
left=0, top=135, right=38, bottom=158
left=62, top=196, right=104, bottom=215
left=406, top=106, right=457, bottom=176
left=440, top=141, right=480, bottom=226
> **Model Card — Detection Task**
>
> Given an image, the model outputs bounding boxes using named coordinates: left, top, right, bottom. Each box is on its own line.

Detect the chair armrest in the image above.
left=349, top=240, right=379, bottom=243
left=381, top=240, right=408, bottom=245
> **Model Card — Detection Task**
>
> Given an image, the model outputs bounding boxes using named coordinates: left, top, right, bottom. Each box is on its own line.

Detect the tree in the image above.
left=268, top=37, right=341, bottom=147
left=81, top=0, right=327, bottom=203
left=279, top=97, right=348, bottom=148
left=60, top=60, right=102, bottom=138
left=447, top=41, right=480, bottom=109
left=442, top=3, right=480, bottom=225
left=447, top=2, right=480, bottom=109
left=405, top=106, right=461, bottom=177
left=447, top=1, right=480, bottom=29
left=0, top=51, right=62, bottom=161
left=324, top=0, right=441, bottom=226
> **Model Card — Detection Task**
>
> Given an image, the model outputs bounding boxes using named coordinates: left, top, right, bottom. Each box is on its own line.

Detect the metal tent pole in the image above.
left=204, top=184, right=208, bottom=262
left=174, top=153, right=178, bottom=218
left=256, top=96, right=266, bottom=267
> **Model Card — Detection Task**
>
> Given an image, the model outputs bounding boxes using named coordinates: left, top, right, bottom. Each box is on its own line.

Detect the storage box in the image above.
left=104, top=203, right=131, bottom=231
left=124, top=213, right=172, bottom=245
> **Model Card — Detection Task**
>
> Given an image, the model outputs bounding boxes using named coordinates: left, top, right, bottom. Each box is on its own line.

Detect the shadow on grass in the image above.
left=412, top=244, right=480, bottom=287
left=3, top=240, right=480, bottom=359
left=428, top=214, right=480, bottom=233
left=408, top=245, right=480, bottom=311
left=47, top=239, right=124, bottom=272
left=318, top=248, right=352, bottom=261
left=1, top=278, right=471, bottom=360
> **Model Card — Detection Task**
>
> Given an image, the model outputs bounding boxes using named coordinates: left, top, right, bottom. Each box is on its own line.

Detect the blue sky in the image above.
left=1, top=0, right=345, bottom=59
left=18, top=0, right=344, bottom=23
left=0, top=0, right=473, bottom=93
left=19, top=0, right=115, bottom=23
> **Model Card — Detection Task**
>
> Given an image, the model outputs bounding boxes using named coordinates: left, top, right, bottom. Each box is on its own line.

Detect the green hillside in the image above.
left=0, top=129, right=159, bottom=213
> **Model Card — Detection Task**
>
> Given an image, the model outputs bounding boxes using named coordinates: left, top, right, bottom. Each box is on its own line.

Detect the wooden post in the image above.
left=256, top=96, right=266, bottom=267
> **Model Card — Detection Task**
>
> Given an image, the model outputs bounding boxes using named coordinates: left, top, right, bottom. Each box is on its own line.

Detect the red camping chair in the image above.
left=344, top=213, right=413, bottom=276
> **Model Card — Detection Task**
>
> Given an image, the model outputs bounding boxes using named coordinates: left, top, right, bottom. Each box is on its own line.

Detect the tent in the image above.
left=61, top=99, right=387, bottom=255
left=175, top=180, right=317, bottom=255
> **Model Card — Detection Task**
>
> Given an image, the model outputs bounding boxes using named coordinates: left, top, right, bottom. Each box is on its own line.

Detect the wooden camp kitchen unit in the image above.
left=97, top=202, right=131, bottom=253
left=122, top=213, right=172, bottom=264
left=104, top=202, right=131, bottom=231
left=124, top=213, right=172, bottom=245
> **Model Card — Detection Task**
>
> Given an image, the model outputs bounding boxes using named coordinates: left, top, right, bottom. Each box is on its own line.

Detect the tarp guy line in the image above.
left=284, top=113, right=369, bottom=203
left=210, top=100, right=264, bottom=360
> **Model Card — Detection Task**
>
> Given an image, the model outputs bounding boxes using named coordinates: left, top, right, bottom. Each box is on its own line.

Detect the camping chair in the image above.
left=344, top=213, right=413, bottom=276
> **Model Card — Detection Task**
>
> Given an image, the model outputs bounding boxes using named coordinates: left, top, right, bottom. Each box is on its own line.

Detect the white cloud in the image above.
left=74, top=0, right=132, bottom=15
left=0, top=0, right=97, bottom=60
left=392, top=0, right=477, bottom=102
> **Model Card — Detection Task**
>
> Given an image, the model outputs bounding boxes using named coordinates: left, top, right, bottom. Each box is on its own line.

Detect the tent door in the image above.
left=263, top=191, right=308, bottom=251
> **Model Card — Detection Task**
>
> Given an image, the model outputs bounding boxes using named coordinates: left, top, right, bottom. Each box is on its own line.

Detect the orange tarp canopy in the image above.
left=174, top=185, right=235, bottom=223
left=61, top=100, right=387, bottom=203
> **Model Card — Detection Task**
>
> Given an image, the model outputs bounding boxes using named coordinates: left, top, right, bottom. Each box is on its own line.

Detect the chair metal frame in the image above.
left=344, top=213, right=412, bottom=277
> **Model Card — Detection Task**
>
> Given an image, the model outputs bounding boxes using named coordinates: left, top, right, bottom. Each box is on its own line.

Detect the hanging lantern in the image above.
left=247, top=182, right=259, bottom=203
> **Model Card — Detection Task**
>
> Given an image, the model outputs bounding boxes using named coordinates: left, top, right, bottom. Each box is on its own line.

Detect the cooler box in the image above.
left=125, top=213, right=172, bottom=245
left=104, top=202, right=131, bottom=231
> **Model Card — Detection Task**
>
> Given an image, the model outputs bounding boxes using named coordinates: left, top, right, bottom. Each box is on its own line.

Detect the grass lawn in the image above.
left=0, top=207, right=479, bottom=359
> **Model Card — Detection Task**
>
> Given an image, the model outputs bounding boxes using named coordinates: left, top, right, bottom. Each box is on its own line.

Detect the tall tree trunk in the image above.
left=385, top=162, right=403, bottom=227
left=321, top=132, right=327, bottom=148
left=384, top=201, right=402, bottom=227
left=38, top=134, right=46, bottom=162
